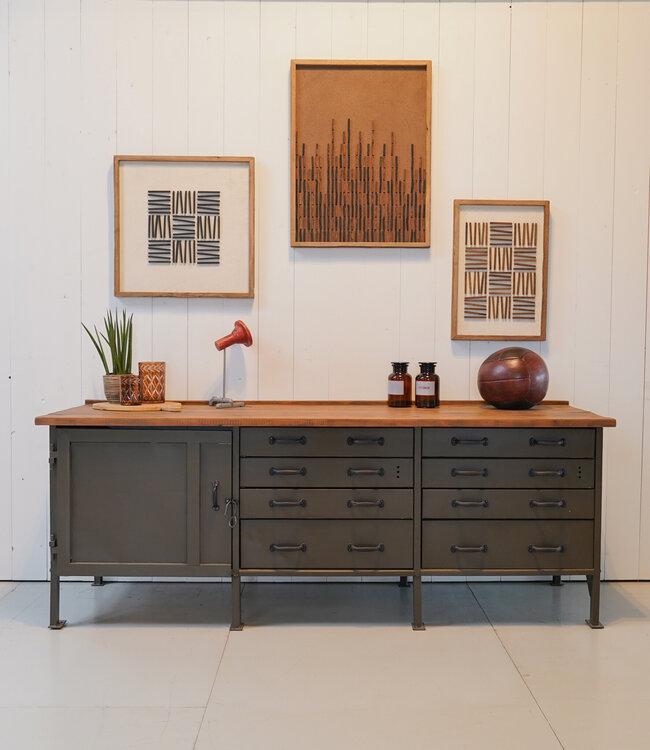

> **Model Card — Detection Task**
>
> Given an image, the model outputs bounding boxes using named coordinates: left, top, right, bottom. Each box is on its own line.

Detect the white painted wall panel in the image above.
left=0, top=0, right=11, bottom=579
left=1, top=1, right=649, bottom=580
left=612, top=2, right=650, bottom=579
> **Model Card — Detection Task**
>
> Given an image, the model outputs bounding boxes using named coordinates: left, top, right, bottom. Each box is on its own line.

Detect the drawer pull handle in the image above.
left=270, top=543, right=307, bottom=552
left=529, top=498, right=566, bottom=508
left=269, top=467, right=307, bottom=476
left=269, top=436, right=307, bottom=445
left=528, top=544, right=565, bottom=554
left=529, top=437, right=566, bottom=447
left=211, top=481, right=219, bottom=510
left=451, top=499, right=488, bottom=508
left=347, top=468, right=385, bottom=476
left=347, top=437, right=385, bottom=446
left=529, top=468, right=566, bottom=478
left=451, top=544, right=488, bottom=553
left=451, top=437, right=488, bottom=447
left=347, top=543, right=385, bottom=553
left=347, top=498, right=385, bottom=508
left=269, top=498, right=307, bottom=508
left=451, top=468, right=488, bottom=477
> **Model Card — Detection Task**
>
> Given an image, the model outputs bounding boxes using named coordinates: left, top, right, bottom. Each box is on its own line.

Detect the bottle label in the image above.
left=388, top=380, right=404, bottom=396
left=416, top=381, right=435, bottom=396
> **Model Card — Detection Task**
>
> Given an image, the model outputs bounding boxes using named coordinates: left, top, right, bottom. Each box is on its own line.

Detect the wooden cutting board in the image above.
left=92, top=401, right=182, bottom=412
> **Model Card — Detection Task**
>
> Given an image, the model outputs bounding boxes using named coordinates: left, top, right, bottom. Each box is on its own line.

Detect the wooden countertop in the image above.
left=35, top=401, right=616, bottom=428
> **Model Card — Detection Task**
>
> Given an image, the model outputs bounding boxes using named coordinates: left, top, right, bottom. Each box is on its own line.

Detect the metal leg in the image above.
left=398, top=575, right=411, bottom=588
left=586, top=574, right=603, bottom=629
left=230, top=574, right=243, bottom=631
left=411, top=574, right=425, bottom=631
left=92, top=576, right=105, bottom=587
left=551, top=575, right=563, bottom=587
left=48, top=534, right=66, bottom=630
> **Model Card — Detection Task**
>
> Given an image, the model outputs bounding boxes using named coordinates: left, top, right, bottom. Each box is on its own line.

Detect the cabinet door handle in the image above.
left=529, top=468, right=566, bottom=478
left=347, top=437, right=385, bottom=446
left=450, top=544, right=488, bottom=553
left=347, top=467, right=385, bottom=476
left=211, top=481, right=219, bottom=510
left=269, top=498, right=307, bottom=508
left=451, top=437, right=488, bottom=447
left=347, top=498, right=385, bottom=508
left=270, top=543, right=306, bottom=552
left=528, top=544, right=564, bottom=553
left=347, top=543, right=385, bottom=552
left=529, top=437, right=566, bottom=447
left=451, top=498, right=488, bottom=508
left=451, top=468, right=488, bottom=477
left=529, top=498, right=566, bottom=508
left=269, top=467, right=307, bottom=476
left=269, top=436, right=307, bottom=445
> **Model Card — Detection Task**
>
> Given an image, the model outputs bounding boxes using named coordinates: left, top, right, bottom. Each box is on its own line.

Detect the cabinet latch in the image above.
left=224, top=497, right=239, bottom=529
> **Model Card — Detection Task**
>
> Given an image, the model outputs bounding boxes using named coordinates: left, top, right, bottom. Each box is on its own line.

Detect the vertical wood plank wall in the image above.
left=1, top=0, right=649, bottom=582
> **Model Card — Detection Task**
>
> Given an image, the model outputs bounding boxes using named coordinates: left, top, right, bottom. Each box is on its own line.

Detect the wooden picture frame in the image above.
left=291, top=60, right=431, bottom=248
left=451, top=199, right=550, bottom=340
left=114, top=155, right=255, bottom=298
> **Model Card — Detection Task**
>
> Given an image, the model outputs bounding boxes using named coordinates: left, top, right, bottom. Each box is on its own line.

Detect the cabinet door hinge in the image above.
left=49, top=533, right=57, bottom=550
left=49, top=451, right=58, bottom=467
left=224, top=497, right=239, bottom=528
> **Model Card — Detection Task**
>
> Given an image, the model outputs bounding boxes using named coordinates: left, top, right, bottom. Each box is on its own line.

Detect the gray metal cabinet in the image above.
left=49, top=427, right=232, bottom=626
left=234, top=426, right=417, bottom=627
left=420, top=426, right=603, bottom=627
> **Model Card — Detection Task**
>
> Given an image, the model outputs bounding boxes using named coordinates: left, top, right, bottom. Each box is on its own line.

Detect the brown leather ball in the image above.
left=477, top=347, right=549, bottom=410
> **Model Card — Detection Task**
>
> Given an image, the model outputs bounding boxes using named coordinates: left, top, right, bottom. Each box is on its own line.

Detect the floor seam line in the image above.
left=466, top=582, right=566, bottom=750
left=191, top=619, right=232, bottom=749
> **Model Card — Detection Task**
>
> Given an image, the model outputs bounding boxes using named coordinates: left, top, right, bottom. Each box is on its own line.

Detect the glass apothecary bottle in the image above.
left=387, top=362, right=412, bottom=407
left=415, top=362, right=440, bottom=408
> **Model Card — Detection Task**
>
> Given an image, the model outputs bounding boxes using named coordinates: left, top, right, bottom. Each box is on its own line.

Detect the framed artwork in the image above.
left=451, top=200, right=550, bottom=340
left=291, top=60, right=431, bottom=248
left=114, top=156, right=255, bottom=297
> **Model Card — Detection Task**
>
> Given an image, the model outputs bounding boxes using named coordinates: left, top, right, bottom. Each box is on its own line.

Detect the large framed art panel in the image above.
left=114, top=156, right=255, bottom=298
left=451, top=200, right=549, bottom=340
left=291, top=60, right=431, bottom=248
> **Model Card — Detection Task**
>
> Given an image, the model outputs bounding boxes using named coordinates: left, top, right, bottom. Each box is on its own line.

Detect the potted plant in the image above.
left=82, top=309, right=134, bottom=403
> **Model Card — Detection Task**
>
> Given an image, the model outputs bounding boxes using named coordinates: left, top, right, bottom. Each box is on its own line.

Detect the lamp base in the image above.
left=209, top=396, right=245, bottom=408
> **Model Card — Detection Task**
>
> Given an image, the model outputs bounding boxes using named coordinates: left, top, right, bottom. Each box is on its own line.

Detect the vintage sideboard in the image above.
left=35, top=401, right=615, bottom=630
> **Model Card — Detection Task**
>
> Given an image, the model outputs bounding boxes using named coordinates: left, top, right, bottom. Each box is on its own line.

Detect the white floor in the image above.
left=1, top=580, right=649, bottom=749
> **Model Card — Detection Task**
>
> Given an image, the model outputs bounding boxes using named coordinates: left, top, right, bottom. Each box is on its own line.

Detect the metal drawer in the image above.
left=422, top=428, right=595, bottom=458
left=422, top=520, right=594, bottom=570
left=240, top=458, right=413, bottom=487
left=241, top=427, right=413, bottom=457
left=240, top=488, right=413, bottom=519
left=240, top=520, right=413, bottom=569
left=422, top=458, right=593, bottom=488
left=422, top=489, right=595, bottom=520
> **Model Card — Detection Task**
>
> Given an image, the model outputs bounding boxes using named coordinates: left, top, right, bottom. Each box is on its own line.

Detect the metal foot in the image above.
left=586, top=619, right=604, bottom=629
left=411, top=622, right=426, bottom=631
left=550, top=575, right=563, bottom=587
left=91, top=576, right=105, bottom=586
left=48, top=620, right=67, bottom=630
left=230, top=622, right=244, bottom=631
left=398, top=576, right=411, bottom=588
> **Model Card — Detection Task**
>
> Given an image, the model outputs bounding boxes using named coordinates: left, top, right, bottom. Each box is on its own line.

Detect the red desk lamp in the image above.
left=209, top=320, right=253, bottom=408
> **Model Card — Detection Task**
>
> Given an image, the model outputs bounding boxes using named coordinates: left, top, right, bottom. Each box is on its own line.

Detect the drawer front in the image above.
left=422, top=520, right=594, bottom=570
left=240, top=458, right=413, bottom=487
left=422, top=428, right=595, bottom=458
left=240, top=488, right=413, bottom=519
left=422, top=458, right=593, bottom=488
left=240, top=520, right=413, bottom=569
left=422, top=489, right=595, bottom=520
left=241, top=427, right=413, bottom=457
